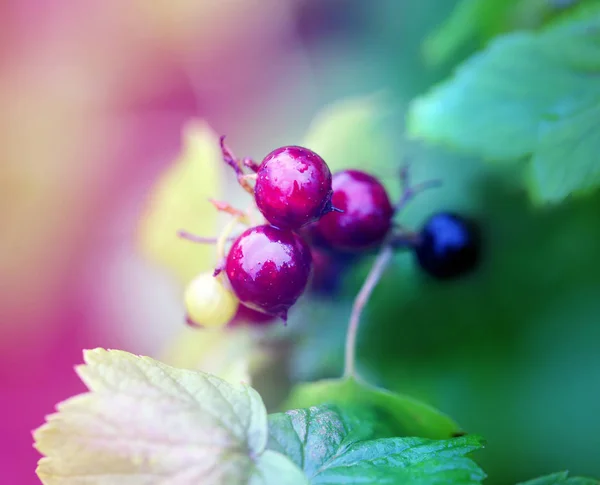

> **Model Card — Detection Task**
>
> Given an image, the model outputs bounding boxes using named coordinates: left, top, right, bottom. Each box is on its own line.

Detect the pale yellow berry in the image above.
left=184, top=272, right=239, bottom=328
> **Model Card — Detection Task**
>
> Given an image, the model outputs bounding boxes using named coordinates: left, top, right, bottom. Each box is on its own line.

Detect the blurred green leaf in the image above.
left=268, top=404, right=485, bottom=484
left=516, top=471, right=600, bottom=485
left=423, top=0, right=595, bottom=67
left=283, top=377, right=461, bottom=439
left=159, top=325, right=276, bottom=386
left=529, top=94, right=600, bottom=202
left=302, top=93, right=401, bottom=199
left=137, top=119, right=222, bottom=284
left=409, top=4, right=600, bottom=203
left=423, top=0, right=519, bottom=67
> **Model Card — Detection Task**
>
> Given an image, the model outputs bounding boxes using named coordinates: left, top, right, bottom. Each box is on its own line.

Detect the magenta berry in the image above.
left=254, top=146, right=333, bottom=230
left=229, top=305, right=275, bottom=327
left=315, top=170, right=394, bottom=251
left=225, top=224, right=312, bottom=320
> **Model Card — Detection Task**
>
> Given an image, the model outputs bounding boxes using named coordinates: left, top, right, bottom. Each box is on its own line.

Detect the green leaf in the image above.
left=409, top=5, right=600, bottom=203
left=516, top=471, right=600, bottom=485
left=268, top=404, right=394, bottom=466
left=423, top=0, right=519, bottom=67
left=282, top=377, right=461, bottom=439
left=268, top=404, right=485, bottom=484
left=529, top=94, right=600, bottom=202
left=34, top=348, right=306, bottom=485
left=422, top=0, right=582, bottom=67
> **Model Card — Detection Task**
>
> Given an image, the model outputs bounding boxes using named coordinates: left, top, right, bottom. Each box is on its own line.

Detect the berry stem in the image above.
left=343, top=244, right=394, bottom=378
left=343, top=165, right=441, bottom=378
left=217, top=216, right=243, bottom=261
left=242, top=157, right=260, bottom=172
left=395, top=164, right=442, bottom=214
left=208, top=198, right=248, bottom=219
left=389, top=229, right=421, bottom=249
left=178, top=230, right=237, bottom=245
left=220, top=136, right=255, bottom=195
left=178, top=231, right=219, bottom=244
left=241, top=173, right=258, bottom=184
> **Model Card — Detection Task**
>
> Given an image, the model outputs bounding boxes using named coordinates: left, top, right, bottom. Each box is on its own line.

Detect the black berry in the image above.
left=414, top=212, right=480, bottom=280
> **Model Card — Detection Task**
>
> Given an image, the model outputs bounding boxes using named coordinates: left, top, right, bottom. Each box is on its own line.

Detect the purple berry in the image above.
left=414, top=212, right=480, bottom=280
left=225, top=225, right=312, bottom=320
left=254, top=146, right=333, bottom=230
left=308, top=246, right=357, bottom=295
left=229, top=305, right=276, bottom=327
left=315, top=170, right=393, bottom=251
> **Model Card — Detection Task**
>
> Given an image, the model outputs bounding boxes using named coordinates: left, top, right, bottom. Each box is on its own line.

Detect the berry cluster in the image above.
left=179, top=137, right=481, bottom=329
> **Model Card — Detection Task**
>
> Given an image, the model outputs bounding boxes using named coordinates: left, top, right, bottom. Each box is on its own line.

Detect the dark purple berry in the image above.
left=254, top=146, right=333, bottom=230
left=315, top=170, right=393, bottom=251
left=414, top=212, right=480, bottom=280
left=229, top=305, right=275, bottom=327
left=308, top=246, right=357, bottom=295
left=225, top=225, right=312, bottom=320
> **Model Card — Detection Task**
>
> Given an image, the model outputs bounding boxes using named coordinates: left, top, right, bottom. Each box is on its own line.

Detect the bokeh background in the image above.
left=2, top=0, right=599, bottom=483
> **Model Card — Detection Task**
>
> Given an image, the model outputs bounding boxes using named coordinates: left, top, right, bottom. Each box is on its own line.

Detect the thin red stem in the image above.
left=208, top=198, right=246, bottom=218
left=219, top=136, right=255, bottom=195
left=178, top=230, right=235, bottom=245
left=242, top=157, right=260, bottom=172
left=343, top=164, right=441, bottom=378
left=395, top=164, right=442, bottom=213
left=178, top=231, right=218, bottom=244
left=343, top=244, right=394, bottom=378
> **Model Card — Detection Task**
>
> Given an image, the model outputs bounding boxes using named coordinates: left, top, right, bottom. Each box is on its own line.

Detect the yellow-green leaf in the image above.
left=34, top=348, right=305, bottom=485
left=137, top=119, right=222, bottom=284
left=159, top=326, right=274, bottom=386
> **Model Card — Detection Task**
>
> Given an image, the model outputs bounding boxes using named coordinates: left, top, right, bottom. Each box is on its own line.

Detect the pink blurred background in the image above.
left=0, top=1, right=325, bottom=481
